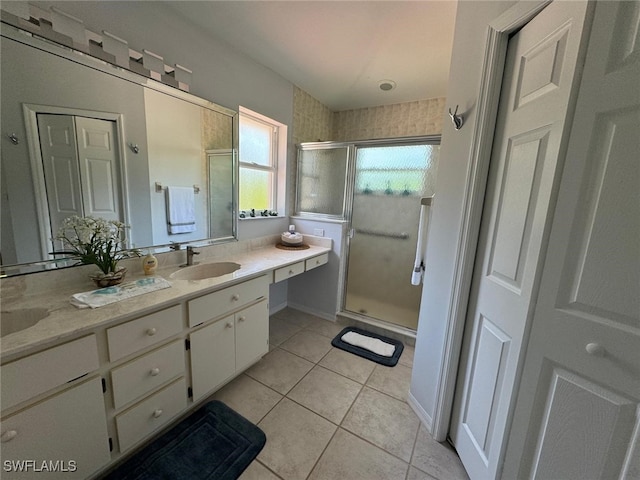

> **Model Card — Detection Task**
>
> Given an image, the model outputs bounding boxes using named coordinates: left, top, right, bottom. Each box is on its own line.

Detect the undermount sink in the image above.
left=1, top=307, right=50, bottom=337
left=170, top=262, right=241, bottom=281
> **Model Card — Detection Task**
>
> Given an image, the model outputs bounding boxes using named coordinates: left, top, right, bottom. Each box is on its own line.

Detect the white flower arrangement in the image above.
left=54, top=216, right=138, bottom=275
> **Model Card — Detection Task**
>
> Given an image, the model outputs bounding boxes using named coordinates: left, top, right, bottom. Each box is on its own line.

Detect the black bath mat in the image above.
left=102, top=400, right=265, bottom=480
left=332, top=326, right=404, bottom=367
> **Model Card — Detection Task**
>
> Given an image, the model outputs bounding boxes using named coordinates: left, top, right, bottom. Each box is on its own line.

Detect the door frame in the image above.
left=22, top=104, right=129, bottom=260
left=430, top=0, right=552, bottom=442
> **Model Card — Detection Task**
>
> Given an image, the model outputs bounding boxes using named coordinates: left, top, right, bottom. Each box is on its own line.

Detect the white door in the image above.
left=38, top=114, right=122, bottom=253
left=502, top=1, right=640, bottom=478
left=449, top=2, right=591, bottom=478
left=38, top=114, right=84, bottom=253
left=75, top=116, right=122, bottom=222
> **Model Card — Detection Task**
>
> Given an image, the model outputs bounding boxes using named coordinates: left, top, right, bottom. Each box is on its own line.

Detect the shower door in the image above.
left=344, top=139, right=439, bottom=330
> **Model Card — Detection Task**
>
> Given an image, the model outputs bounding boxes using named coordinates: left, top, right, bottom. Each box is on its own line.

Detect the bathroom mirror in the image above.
left=0, top=25, right=237, bottom=276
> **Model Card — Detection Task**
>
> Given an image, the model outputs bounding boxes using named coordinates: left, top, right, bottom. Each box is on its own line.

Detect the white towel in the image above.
left=70, top=277, right=172, bottom=309
left=341, top=331, right=396, bottom=357
left=166, top=186, right=196, bottom=234
left=411, top=200, right=432, bottom=285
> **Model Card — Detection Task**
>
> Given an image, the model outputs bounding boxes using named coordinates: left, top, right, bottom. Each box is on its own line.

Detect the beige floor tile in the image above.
left=407, top=466, right=438, bottom=480
left=319, top=348, right=376, bottom=384
left=211, top=374, right=282, bottom=424
left=342, top=387, right=420, bottom=462
left=245, top=348, right=314, bottom=394
left=399, top=345, right=415, bottom=367
left=273, top=308, right=317, bottom=328
left=304, top=318, right=344, bottom=339
left=366, top=363, right=412, bottom=402
left=269, top=315, right=304, bottom=347
left=412, top=425, right=469, bottom=480
left=308, top=428, right=408, bottom=480
left=279, top=330, right=332, bottom=363
left=239, top=460, right=281, bottom=480
left=258, top=398, right=336, bottom=480
left=288, top=366, right=362, bottom=424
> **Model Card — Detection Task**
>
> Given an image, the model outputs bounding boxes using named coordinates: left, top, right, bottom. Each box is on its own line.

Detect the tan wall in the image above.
left=293, top=86, right=446, bottom=145
left=331, top=97, right=446, bottom=141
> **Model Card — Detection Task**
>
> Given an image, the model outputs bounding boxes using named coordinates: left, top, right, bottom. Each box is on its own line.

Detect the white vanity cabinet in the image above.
left=107, top=306, right=187, bottom=454
left=190, top=299, right=269, bottom=401
left=0, top=335, right=110, bottom=479
left=189, top=275, right=270, bottom=401
left=1, top=379, right=110, bottom=480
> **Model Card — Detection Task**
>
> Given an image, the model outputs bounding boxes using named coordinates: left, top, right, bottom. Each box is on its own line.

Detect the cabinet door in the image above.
left=235, top=299, right=269, bottom=372
left=0, top=377, right=110, bottom=479
left=190, top=316, right=235, bottom=401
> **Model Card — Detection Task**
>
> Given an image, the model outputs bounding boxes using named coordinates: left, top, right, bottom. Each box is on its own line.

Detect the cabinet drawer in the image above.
left=188, top=274, right=269, bottom=327
left=1, top=335, right=99, bottom=410
left=305, top=253, right=329, bottom=271
left=107, top=305, right=183, bottom=361
left=111, top=340, right=185, bottom=409
left=115, top=377, right=187, bottom=453
left=274, top=261, right=305, bottom=283
left=1, top=376, right=110, bottom=479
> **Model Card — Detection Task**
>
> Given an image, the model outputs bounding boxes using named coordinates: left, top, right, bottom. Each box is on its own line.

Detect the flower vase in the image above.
left=90, top=268, right=127, bottom=288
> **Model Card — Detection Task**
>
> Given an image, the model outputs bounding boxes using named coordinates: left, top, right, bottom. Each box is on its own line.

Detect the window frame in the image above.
left=238, top=106, right=287, bottom=217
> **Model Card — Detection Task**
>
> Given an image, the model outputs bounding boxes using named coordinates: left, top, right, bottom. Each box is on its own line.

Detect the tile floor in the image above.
left=210, top=307, right=469, bottom=480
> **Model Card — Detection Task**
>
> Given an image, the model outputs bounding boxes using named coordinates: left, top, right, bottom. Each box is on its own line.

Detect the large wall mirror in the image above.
left=1, top=25, right=237, bottom=276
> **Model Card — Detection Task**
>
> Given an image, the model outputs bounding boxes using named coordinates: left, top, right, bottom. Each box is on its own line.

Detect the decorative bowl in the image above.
left=281, top=232, right=303, bottom=246
left=90, top=268, right=127, bottom=288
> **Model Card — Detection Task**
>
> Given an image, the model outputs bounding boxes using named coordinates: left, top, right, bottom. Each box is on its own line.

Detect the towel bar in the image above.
left=155, top=182, right=200, bottom=194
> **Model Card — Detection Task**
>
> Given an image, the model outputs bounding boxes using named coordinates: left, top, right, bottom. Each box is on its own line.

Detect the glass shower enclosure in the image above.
left=296, top=137, right=440, bottom=332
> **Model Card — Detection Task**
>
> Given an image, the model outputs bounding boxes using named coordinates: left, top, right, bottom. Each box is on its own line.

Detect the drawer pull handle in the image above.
left=238, top=316, right=246, bottom=322
left=232, top=294, right=240, bottom=301
left=1, top=430, right=18, bottom=443
left=289, top=270, right=294, bottom=275
left=146, top=327, right=157, bottom=336
left=586, top=343, right=606, bottom=357
left=152, top=409, right=163, bottom=418
left=150, top=367, right=161, bottom=376
left=225, top=322, right=233, bottom=329
left=316, top=260, right=320, bottom=265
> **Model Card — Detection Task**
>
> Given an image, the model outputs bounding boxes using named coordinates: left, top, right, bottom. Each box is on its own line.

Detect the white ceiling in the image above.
left=164, top=1, right=458, bottom=111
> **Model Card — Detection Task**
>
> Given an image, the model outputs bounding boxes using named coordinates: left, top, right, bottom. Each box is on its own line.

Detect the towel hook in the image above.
left=129, top=143, right=140, bottom=154
left=8, top=133, right=19, bottom=145
left=448, top=105, right=464, bottom=131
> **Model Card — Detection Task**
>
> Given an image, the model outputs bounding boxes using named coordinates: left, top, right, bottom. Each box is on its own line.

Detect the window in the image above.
left=238, top=106, right=287, bottom=216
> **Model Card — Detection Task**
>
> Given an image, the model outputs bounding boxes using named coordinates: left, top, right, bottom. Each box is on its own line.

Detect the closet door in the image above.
left=75, top=116, right=122, bottom=223
left=37, top=113, right=83, bottom=252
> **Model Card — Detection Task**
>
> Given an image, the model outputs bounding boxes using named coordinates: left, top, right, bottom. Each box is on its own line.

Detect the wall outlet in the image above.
left=314, top=228, right=325, bottom=237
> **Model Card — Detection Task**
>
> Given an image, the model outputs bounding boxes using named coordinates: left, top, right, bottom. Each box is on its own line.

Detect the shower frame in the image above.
left=296, top=135, right=441, bottom=336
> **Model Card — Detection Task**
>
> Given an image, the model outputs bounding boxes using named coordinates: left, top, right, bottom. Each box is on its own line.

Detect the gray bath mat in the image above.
left=331, top=326, right=404, bottom=366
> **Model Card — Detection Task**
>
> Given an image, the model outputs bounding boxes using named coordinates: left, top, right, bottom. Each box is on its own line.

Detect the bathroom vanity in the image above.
left=0, top=239, right=330, bottom=479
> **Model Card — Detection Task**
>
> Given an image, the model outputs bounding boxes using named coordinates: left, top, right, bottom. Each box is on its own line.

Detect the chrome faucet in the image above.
left=186, top=246, right=200, bottom=266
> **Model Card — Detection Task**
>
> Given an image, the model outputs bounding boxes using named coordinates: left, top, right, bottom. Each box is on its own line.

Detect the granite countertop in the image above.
left=1, top=241, right=331, bottom=362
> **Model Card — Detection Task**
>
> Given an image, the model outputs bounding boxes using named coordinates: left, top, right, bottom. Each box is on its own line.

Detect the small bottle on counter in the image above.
left=142, top=251, right=158, bottom=275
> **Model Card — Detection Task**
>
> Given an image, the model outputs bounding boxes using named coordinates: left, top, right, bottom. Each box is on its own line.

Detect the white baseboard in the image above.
left=408, top=390, right=433, bottom=432
left=286, top=301, right=336, bottom=322
left=269, top=300, right=288, bottom=316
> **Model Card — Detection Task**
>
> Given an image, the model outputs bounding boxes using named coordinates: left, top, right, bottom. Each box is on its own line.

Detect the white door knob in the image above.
left=585, top=343, right=606, bottom=357
left=152, top=409, right=163, bottom=418
left=238, top=316, right=246, bottom=322
left=146, top=327, right=157, bottom=336
left=150, top=367, right=160, bottom=376
left=225, top=322, right=233, bottom=329
left=231, top=294, right=240, bottom=301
